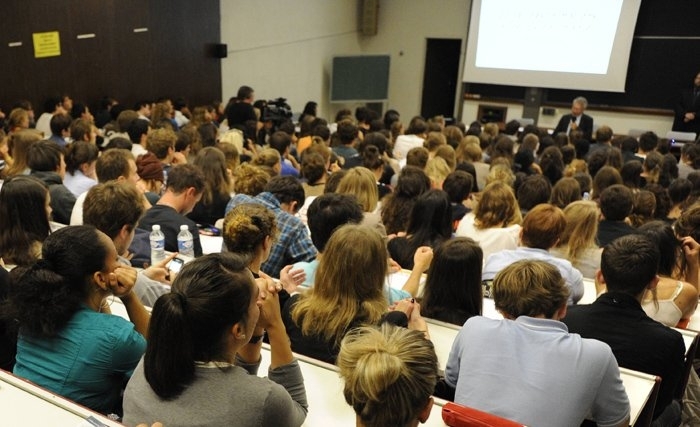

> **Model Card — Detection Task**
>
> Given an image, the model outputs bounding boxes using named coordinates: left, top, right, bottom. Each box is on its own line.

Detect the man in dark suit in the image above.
left=672, top=71, right=700, bottom=135
left=553, top=96, right=594, bottom=141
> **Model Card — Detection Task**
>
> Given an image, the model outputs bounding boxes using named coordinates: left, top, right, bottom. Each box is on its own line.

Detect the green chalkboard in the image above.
left=331, top=55, right=390, bottom=102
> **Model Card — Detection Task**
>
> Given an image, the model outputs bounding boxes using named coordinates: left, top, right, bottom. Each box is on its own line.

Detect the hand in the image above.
left=279, top=265, right=306, bottom=292
left=685, top=112, right=696, bottom=122
left=329, top=161, right=341, bottom=173
left=144, top=252, right=179, bottom=284
left=109, top=265, right=138, bottom=298
left=255, top=271, right=284, bottom=330
left=681, top=236, right=700, bottom=265
left=407, top=300, right=429, bottom=337
left=413, top=246, right=433, bottom=272
left=387, top=258, right=401, bottom=273
left=391, top=298, right=416, bottom=316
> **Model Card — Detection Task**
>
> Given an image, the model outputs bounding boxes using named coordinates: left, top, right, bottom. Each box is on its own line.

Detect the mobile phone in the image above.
left=167, top=257, right=185, bottom=274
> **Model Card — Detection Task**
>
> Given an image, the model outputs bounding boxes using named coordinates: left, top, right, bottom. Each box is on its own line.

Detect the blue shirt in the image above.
left=482, top=247, right=584, bottom=304
left=14, top=307, right=146, bottom=414
left=446, top=316, right=629, bottom=427
left=226, top=192, right=316, bottom=277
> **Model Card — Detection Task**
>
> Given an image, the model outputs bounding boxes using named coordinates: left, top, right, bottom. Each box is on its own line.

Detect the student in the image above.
left=0, top=176, right=51, bottom=267
left=442, top=170, right=473, bottom=229
left=27, top=139, right=76, bottom=224
left=337, top=325, right=438, bottom=427
left=563, top=235, right=685, bottom=424
left=188, top=147, right=232, bottom=226
left=446, top=260, right=629, bottom=426
left=483, top=203, right=584, bottom=305
left=122, top=253, right=308, bottom=427
left=84, top=182, right=175, bottom=307
left=8, top=226, right=149, bottom=415
left=421, top=237, right=483, bottom=326
left=225, top=175, right=316, bottom=278
left=596, top=184, right=635, bottom=247
left=62, top=140, right=98, bottom=197
left=137, top=164, right=205, bottom=257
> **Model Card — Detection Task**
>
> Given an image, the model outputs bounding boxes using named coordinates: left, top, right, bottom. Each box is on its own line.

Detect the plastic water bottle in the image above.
left=177, top=225, right=195, bottom=258
left=150, top=225, right=166, bottom=266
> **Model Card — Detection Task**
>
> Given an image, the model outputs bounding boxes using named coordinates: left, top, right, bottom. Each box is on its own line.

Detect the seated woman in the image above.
left=455, top=181, right=522, bottom=260
left=7, top=225, right=149, bottom=415
left=282, top=224, right=391, bottom=363
left=136, top=153, right=165, bottom=205
left=337, top=324, right=439, bottom=427
left=336, top=167, right=387, bottom=238
left=188, top=146, right=232, bottom=226
left=550, top=200, right=603, bottom=279
left=122, top=253, right=308, bottom=427
left=62, top=140, right=98, bottom=197
left=0, top=176, right=51, bottom=268
left=387, top=189, right=452, bottom=270
left=637, top=221, right=699, bottom=326
left=421, top=237, right=483, bottom=326
left=381, top=166, right=431, bottom=235
left=222, top=202, right=305, bottom=296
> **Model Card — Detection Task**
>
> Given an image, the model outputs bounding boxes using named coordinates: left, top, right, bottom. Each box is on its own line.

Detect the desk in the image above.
left=0, top=370, right=123, bottom=427
left=258, top=345, right=448, bottom=426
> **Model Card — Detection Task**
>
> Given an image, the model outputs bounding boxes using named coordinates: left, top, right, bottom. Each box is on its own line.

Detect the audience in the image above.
left=187, top=146, right=232, bottom=226
left=446, top=260, right=629, bottom=426
left=27, top=139, right=76, bottom=224
left=122, top=253, right=308, bottom=427
left=337, top=325, right=438, bottom=427
left=226, top=175, right=316, bottom=278
left=137, top=164, right=205, bottom=257
left=421, top=237, right=483, bottom=326
left=596, top=184, right=635, bottom=247
left=381, top=166, right=431, bottom=235
left=0, top=176, right=51, bottom=267
left=7, top=226, right=149, bottom=415
left=563, top=234, right=685, bottom=424
left=455, top=181, right=522, bottom=260
left=482, top=203, right=584, bottom=305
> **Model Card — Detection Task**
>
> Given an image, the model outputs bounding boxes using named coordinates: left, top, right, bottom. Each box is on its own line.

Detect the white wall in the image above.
left=220, top=0, right=471, bottom=120
left=462, top=100, right=675, bottom=137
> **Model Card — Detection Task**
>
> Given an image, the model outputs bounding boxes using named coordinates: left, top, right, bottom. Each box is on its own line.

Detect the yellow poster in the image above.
left=32, top=31, right=61, bottom=58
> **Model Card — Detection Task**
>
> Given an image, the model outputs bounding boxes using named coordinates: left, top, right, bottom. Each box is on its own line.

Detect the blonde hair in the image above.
left=232, top=163, right=270, bottom=196
left=456, top=136, right=482, bottom=163
left=485, top=161, right=515, bottom=187
left=474, top=181, right=522, bottom=229
left=564, top=159, right=588, bottom=177
left=291, top=224, right=387, bottom=347
left=557, top=201, right=599, bottom=264
left=423, top=131, right=446, bottom=152
left=222, top=203, right=277, bottom=258
left=493, top=260, right=569, bottom=319
left=252, top=148, right=281, bottom=176
left=425, top=157, right=451, bottom=187
left=336, top=167, right=378, bottom=212
left=338, top=324, right=438, bottom=427
left=6, top=130, right=41, bottom=177
left=434, top=144, right=456, bottom=170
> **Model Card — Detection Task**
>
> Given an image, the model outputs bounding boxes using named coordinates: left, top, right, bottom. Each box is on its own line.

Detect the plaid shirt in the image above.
left=226, top=192, right=317, bottom=278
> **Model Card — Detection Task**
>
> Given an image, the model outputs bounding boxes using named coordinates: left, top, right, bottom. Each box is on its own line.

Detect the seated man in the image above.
left=83, top=182, right=173, bottom=306
left=446, top=260, right=629, bottom=427
left=137, top=164, right=205, bottom=257
left=226, top=175, right=316, bottom=277
left=27, top=139, right=76, bottom=225
left=563, top=235, right=685, bottom=424
left=482, top=203, right=584, bottom=304
left=596, top=184, right=635, bottom=247
left=553, top=96, right=593, bottom=141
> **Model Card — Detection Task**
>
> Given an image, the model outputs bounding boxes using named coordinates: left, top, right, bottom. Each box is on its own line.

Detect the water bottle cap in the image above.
left=180, top=225, right=189, bottom=231
left=152, top=225, right=161, bottom=231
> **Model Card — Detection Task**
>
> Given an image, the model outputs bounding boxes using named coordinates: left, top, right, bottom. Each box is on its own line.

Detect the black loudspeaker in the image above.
left=213, top=43, right=228, bottom=58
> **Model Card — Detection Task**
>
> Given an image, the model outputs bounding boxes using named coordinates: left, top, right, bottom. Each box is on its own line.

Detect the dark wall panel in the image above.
left=0, top=0, right=220, bottom=115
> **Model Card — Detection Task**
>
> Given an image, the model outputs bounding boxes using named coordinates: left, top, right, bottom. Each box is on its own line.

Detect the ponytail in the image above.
left=144, top=293, right=194, bottom=399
